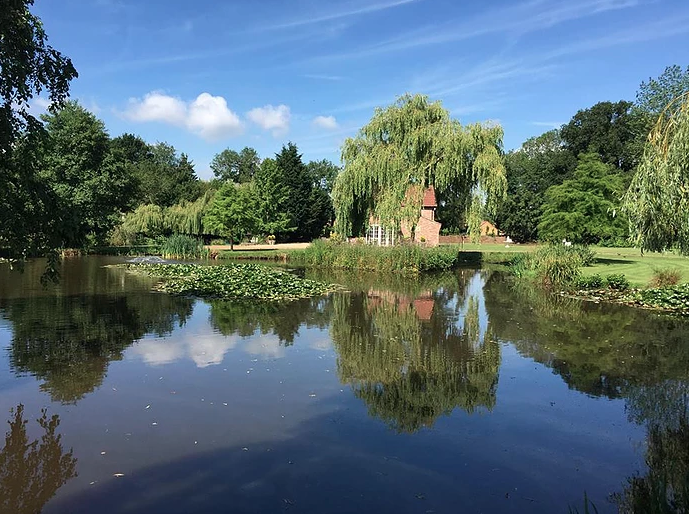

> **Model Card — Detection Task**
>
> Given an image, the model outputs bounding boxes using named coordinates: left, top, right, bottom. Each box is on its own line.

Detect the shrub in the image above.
left=605, top=273, right=630, bottom=291
left=571, top=245, right=596, bottom=266
left=508, top=244, right=583, bottom=287
left=649, top=267, right=682, bottom=288
left=210, top=238, right=225, bottom=245
left=575, top=274, right=603, bottom=289
left=159, top=234, right=208, bottom=259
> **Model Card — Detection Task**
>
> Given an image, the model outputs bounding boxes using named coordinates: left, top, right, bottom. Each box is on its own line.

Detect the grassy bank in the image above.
left=287, top=240, right=478, bottom=273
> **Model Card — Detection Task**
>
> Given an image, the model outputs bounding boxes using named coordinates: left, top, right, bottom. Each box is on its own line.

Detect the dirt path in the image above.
left=205, top=242, right=311, bottom=252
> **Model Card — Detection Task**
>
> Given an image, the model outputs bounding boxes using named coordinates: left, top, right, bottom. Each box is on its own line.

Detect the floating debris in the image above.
left=113, top=473, right=125, bottom=478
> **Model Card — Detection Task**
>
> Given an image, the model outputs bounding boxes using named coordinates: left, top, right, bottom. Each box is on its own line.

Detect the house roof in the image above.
left=422, top=186, right=437, bottom=208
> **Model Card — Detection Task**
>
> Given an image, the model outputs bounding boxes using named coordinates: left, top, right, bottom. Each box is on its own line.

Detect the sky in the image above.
left=32, top=0, right=689, bottom=179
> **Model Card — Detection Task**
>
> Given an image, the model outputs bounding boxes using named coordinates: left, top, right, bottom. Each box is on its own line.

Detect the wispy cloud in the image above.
left=531, top=121, right=565, bottom=129
left=302, top=74, right=346, bottom=81
left=304, top=0, right=643, bottom=62
left=263, top=0, right=422, bottom=30
left=312, top=115, right=339, bottom=130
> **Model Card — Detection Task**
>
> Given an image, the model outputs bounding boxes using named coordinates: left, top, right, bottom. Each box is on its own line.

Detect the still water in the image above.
left=0, top=257, right=687, bottom=513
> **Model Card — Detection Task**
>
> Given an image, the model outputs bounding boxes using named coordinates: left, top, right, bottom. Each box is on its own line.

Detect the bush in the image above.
left=649, top=267, right=682, bottom=288
left=508, top=244, right=583, bottom=287
left=210, top=238, right=225, bottom=245
left=575, top=274, right=603, bottom=289
left=605, top=273, right=630, bottom=291
left=159, top=234, right=208, bottom=259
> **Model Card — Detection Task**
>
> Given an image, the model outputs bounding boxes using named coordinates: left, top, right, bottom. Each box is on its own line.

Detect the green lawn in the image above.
left=582, top=247, right=689, bottom=287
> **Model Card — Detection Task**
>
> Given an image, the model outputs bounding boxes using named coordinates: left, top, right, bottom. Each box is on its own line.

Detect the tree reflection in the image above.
left=209, top=297, right=332, bottom=345
left=0, top=404, right=77, bottom=513
left=331, top=272, right=500, bottom=432
left=1, top=293, right=193, bottom=403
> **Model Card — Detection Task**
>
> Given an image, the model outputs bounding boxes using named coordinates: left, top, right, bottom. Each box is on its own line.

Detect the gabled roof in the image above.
left=422, top=186, right=437, bottom=208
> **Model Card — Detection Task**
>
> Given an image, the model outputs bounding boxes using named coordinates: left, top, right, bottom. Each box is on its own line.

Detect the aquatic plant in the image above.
left=124, top=262, right=337, bottom=301
left=508, top=244, right=590, bottom=287
left=158, top=234, right=208, bottom=260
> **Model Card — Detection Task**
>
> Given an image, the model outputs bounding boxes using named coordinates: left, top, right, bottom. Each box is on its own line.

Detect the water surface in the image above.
left=0, top=257, right=687, bottom=513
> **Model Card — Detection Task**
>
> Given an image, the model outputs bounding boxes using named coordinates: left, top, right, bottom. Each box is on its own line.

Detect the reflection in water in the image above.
left=209, top=297, right=332, bottom=345
left=331, top=271, right=500, bottom=432
left=0, top=294, right=193, bottom=403
left=484, top=274, right=689, bottom=512
left=0, top=405, right=77, bottom=513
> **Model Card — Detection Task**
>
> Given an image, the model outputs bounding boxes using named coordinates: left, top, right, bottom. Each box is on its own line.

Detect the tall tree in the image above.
left=0, top=0, right=77, bottom=264
left=624, top=92, right=689, bottom=254
left=560, top=101, right=639, bottom=172
left=210, top=146, right=260, bottom=183
left=333, top=94, right=506, bottom=239
left=41, top=102, right=135, bottom=247
left=253, top=157, right=293, bottom=237
left=135, top=143, right=200, bottom=206
left=275, top=143, right=313, bottom=241
left=538, top=153, right=627, bottom=245
left=203, top=183, right=259, bottom=250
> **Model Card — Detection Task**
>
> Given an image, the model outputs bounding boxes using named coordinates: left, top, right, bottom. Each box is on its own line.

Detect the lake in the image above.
left=0, top=257, right=687, bottom=513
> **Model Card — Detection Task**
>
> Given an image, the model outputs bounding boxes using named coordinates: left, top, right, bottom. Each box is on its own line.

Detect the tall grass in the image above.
left=649, top=267, right=682, bottom=288
left=509, top=244, right=595, bottom=287
left=288, top=240, right=462, bottom=274
left=159, top=234, right=208, bottom=260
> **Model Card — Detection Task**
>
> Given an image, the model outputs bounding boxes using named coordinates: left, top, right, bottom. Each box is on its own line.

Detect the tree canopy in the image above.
left=210, top=147, right=260, bottom=183
left=624, top=92, right=689, bottom=254
left=0, top=0, right=77, bottom=263
left=333, top=94, right=506, bottom=238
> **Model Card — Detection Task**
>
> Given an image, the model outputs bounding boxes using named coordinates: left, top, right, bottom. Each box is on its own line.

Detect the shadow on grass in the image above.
left=594, top=258, right=636, bottom=266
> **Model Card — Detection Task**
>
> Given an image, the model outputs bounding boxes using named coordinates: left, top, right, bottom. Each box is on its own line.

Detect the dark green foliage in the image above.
left=158, top=235, right=207, bottom=259
left=633, top=284, right=689, bottom=314
left=568, top=493, right=599, bottom=514
left=210, top=147, right=260, bottom=183
left=273, top=143, right=333, bottom=241
left=495, top=130, right=576, bottom=242
left=41, top=102, right=136, bottom=248
left=126, top=263, right=337, bottom=300
left=253, top=157, right=294, bottom=237
left=290, top=240, right=461, bottom=274
left=0, top=0, right=77, bottom=262
left=561, top=100, right=640, bottom=172
left=538, top=153, right=627, bottom=245
left=306, top=159, right=340, bottom=194
left=133, top=143, right=201, bottom=207
left=575, top=274, right=604, bottom=289
left=605, top=273, right=630, bottom=291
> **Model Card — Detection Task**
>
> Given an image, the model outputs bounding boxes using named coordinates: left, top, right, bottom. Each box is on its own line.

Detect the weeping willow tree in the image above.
left=113, top=191, right=214, bottom=244
left=333, top=94, right=506, bottom=239
left=624, top=92, right=689, bottom=254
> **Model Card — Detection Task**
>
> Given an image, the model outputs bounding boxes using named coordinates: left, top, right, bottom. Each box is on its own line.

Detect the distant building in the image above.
left=366, top=186, right=442, bottom=247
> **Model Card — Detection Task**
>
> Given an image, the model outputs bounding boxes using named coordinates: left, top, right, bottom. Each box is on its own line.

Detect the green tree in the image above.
left=333, top=94, right=506, bottom=240
left=624, top=92, right=689, bottom=254
left=306, top=159, right=340, bottom=194
left=637, top=65, right=689, bottom=117
left=538, top=153, right=627, bottom=244
left=41, top=102, right=135, bottom=247
left=134, top=143, right=200, bottom=206
left=253, top=157, right=294, bottom=237
left=0, top=0, right=77, bottom=264
left=203, top=183, right=259, bottom=249
left=494, top=130, right=576, bottom=242
left=210, top=146, right=260, bottom=183
left=560, top=101, right=639, bottom=172
left=275, top=143, right=314, bottom=241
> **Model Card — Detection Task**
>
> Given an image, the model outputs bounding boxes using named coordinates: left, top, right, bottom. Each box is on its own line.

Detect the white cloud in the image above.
left=247, top=104, right=291, bottom=136
left=312, top=115, right=339, bottom=130
left=187, top=93, right=243, bottom=140
left=122, top=91, right=243, bottom=141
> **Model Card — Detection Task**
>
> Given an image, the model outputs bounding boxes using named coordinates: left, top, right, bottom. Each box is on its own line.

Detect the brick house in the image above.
left=365, top=186, right=442, bottom=247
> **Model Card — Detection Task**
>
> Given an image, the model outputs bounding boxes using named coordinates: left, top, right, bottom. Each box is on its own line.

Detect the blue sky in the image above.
left=33, top=0, right=689, bottom=179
